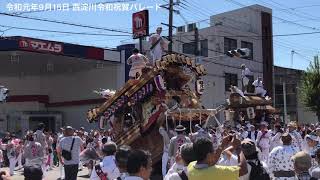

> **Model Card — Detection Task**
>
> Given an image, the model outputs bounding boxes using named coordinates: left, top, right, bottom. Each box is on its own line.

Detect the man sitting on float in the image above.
left=252, top=76, right=267, bottom=97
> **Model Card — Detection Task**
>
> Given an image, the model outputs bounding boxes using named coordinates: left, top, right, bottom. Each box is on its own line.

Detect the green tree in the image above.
left=299, top=56, right=320, bottom=122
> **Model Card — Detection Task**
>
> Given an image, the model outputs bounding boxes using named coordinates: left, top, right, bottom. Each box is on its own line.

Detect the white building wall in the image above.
left=173, top=5, right=269, bottom=109
left=0, top=56, right=123, bottom=131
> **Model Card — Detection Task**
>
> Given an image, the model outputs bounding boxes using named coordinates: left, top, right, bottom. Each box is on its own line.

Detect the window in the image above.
left=286, top=84, right=297, bottom=94
left=225, top=73, right=238, bottom=91
left=200, top=39, right=208, bottom=57
left=275, top=94, right=284, bottom=105
left=224, top=37, right=237, bottom=53
left=286, top=94, right=297, bottom=106
left=182, top=42, right=196, bottom=55
left=275, top=84, right=283, bottom=95
left=241, top=41, right=253, bottom=60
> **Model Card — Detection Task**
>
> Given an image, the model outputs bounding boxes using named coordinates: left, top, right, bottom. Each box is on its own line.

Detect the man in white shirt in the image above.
left=252, top=77, right=267, bottom=97
left=256, top=121, right=272, bottom=163
left=149, top=27, right=166, bottom=63
left=247, top=125, right=258, bottom=143
left=57, top=126, right=84, bottom=180
left=241, top=64, right=253, bottom=93
left=90, top=142, right=120, bottom=180
left=168, top=125, right=191, bottom=166
left=23, top=132, right=44, bottom=180
left=270, top=124, right=283, bottom=151
left=34, top=123, right=47, bottom=149
left=127, top=48, right=150, bottom=79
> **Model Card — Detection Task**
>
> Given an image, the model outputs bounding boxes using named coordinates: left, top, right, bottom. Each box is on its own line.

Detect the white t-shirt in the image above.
left=127, top=53, right=148, bottom=71
left=241, top=68, right=252, bottom=78
left=90, top=156, right=120, bottom=180
left=59, top=136, right=83, bottom=165
left=252, top=80, right=263, bottom=88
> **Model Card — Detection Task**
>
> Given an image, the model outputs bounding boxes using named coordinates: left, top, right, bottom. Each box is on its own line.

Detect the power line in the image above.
left=268, top=0, right=320, bottom=20
left=0, top=24, right=131, bottom=37
left=274, top=42, right=313, bottom=63
left=0, top=12, right=132, bottom=34
left=223, top=0, right=320, bottom=31
left=252, top=0, right=320, bottom=21
left=288, top=5, right=320, bottom=10
left=177, top=31, right=320, bottom=38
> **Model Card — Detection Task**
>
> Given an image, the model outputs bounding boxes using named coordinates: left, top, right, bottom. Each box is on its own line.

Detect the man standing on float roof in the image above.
left=149, top=27, right=166, bottom=63
left=241, top=64, right=253, bottom=93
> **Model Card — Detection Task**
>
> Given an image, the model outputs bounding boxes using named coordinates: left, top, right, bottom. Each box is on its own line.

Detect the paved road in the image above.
left=1, top=166, right=90, bottom=180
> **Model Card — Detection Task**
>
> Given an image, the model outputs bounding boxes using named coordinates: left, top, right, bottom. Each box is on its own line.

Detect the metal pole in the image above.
left=283, top=81, right=287, bottom=123
left=168, top=0, right=173, bottom=53
left=291, top=50, right=295, bottom=68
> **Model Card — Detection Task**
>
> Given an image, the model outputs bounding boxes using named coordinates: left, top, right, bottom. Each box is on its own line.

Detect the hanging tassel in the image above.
left=199, top=112, right=202, bottom=125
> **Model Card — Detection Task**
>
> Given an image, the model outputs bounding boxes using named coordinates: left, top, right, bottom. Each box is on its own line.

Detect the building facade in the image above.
left=172, top=5, right=274, bottom=112
left=0, top=36, right=125, bottom=135
left=274, top=66, right=317, bottom=123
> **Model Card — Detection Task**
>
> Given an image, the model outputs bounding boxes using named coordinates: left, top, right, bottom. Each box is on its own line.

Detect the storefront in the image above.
left=0, top=36, right=124, bottom=135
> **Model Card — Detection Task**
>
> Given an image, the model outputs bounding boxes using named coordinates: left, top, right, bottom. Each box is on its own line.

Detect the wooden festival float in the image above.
left=225, top=90, right=278, bottom=126
left=86, top=53, right=277, bottom=164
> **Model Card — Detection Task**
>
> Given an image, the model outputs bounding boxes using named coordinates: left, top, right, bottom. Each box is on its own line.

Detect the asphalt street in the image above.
left=1, top=166, right=90, bottom=180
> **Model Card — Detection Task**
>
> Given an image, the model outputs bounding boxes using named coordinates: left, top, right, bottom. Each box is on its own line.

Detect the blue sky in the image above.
left=0, top=0, right=319, bottom=70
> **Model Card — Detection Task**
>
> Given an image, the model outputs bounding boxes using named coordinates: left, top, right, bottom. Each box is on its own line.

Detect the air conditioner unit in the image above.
left=187, top=23, right=196, bottom=32
left=177, top=26, right=185, bottom=33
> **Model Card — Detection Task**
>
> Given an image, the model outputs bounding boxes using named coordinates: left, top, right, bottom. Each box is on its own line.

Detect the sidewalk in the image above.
left=1, top=166, right=90, bottom=180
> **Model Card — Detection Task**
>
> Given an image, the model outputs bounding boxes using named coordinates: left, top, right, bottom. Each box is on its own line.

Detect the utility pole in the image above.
left=161, top=0, right=178, bottom=54
left=283, top=80, right=288, bottom=123
left=168, top=0, right=174, bottom=54
left=291, top=50, right=295, bottom=68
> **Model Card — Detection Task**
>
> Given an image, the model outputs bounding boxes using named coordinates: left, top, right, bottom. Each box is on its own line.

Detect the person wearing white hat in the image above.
left=247, top=125, right=258, bottom=143
left=168, top=125, right=191, bottom=167
left=287, top=122, right=303, bottom=151
left=256, top=121, right=272, bottom=163
left=190, top=124, right=212, bottom=142
left=304, top=133, right=319, bottom=155
left=303, top=132, right=320, bottom=170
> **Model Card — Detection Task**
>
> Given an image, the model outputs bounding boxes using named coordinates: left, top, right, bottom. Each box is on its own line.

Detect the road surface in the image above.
left=1, top=166, right=89, bottom=180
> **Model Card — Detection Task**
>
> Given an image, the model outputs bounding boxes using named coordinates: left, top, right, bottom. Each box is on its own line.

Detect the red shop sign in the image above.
left=132, top=10, right=149, bottom=39
left=19, top=38, right=63, bottom=54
